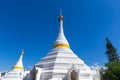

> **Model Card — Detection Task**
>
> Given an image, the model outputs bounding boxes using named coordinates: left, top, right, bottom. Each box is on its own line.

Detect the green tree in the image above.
left=106, top=38, right=119, bottom=62
left=102, top=61, right=120, bottom=80
left=101, top=38, right=120, bottom=80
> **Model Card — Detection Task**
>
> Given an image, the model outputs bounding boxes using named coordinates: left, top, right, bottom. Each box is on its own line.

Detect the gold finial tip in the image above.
left=59, top=8, right=63, bottom=21
left=59, top=16, right=63, bottom=21
left=21, top=50, right=24, bottom=55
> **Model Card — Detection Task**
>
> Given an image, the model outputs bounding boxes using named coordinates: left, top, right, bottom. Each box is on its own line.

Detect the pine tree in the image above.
left=101, top=38, right=120, bottom=80
left=106, top=38, right=119, bottom=62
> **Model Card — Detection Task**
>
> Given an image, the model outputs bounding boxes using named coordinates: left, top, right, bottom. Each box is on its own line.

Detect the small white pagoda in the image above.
left=30, top=11, right=100, bottom=80
left=2, top=50, right=25, bottom=80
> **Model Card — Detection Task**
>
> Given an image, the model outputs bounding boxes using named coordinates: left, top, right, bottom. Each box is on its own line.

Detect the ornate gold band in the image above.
left=53, top=44, right=70, bottom=48
left=13, top=66, right=24, bottom=70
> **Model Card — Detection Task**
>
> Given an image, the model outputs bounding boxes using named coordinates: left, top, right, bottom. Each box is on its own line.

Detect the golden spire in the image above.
left=53, top=9, right=70, bottom=49
left=59, top=8, right=64, bottom=21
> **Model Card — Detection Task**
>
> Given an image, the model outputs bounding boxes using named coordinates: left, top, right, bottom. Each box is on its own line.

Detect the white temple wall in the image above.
left=0, top=71, right=1, bottom=79
left=35, top=68, right=42, bottom=80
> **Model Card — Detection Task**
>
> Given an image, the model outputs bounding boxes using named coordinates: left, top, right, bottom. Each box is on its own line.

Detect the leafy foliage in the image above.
left=101, top=38, right=120, bottom=80
left=101, top=61, right=120, bottom=80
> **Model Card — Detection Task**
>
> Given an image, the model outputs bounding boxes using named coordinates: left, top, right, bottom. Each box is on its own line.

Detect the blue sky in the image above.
left=0, top=0, right=120, bottom=71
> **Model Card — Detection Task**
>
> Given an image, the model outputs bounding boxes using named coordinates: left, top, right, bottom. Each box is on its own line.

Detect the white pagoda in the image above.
left=1, top=11, right=100, bottom=80
left=30, top=11, right=100, bottom=80
left=2, top=50, right=25, bottom=80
